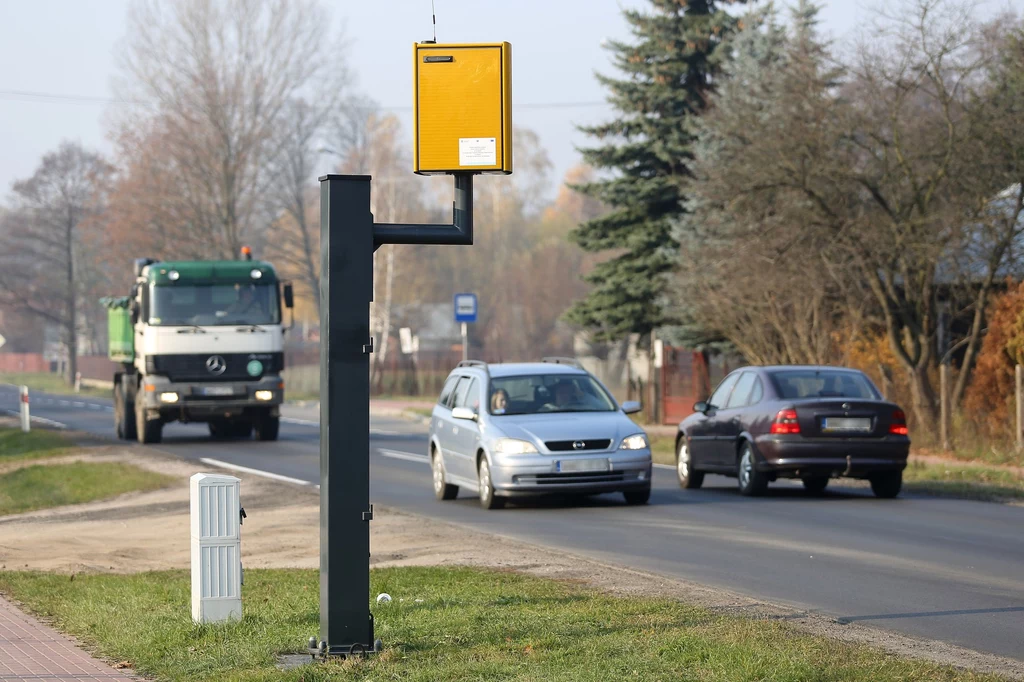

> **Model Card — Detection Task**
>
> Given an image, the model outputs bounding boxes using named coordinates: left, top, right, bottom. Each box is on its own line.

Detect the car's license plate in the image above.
left=557, top=458, right=609, bottom=473
left=822, top=417, right=872, bottom=433
left=200, top=386, right=235, bottom=396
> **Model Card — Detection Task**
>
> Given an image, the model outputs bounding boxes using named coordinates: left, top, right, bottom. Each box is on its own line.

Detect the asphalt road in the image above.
left=4, top=385, right=1023, bottom=661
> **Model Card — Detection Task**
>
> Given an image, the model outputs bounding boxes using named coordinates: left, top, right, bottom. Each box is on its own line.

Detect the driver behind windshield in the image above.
left=549, top=379, right=604, bottom=411
left=223, top=284, right=265, bottom=320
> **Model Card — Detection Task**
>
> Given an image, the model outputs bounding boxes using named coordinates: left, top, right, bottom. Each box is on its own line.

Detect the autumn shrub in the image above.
left=962, top=281, right=1024, bottom=441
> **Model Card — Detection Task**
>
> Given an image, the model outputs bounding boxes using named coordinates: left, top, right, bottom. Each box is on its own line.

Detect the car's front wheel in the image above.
left=737, top=442, right=768, bottom=496
left=432, top=451, right=458, bottom=501
left=676, top=439, right=704, bottom=489
left=477, top=458, right=504, bottom=510
left=870, top=471, right=902, bottom=498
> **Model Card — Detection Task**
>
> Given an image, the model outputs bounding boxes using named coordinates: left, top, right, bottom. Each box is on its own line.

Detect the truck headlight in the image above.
left=254, top=390, right=274, bottom=401
left=492, top=438, right=538, bottom=455
left=159, top=392, right=179, bottom=403
left=619, top=434, right=648, bottom=450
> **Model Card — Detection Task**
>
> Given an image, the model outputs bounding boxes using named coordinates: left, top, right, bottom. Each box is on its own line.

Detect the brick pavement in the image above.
left=0, top=596, right=133, bottom=681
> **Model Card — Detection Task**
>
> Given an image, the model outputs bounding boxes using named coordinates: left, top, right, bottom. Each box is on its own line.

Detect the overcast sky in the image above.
left=1, top=0, right=1021, bottom=198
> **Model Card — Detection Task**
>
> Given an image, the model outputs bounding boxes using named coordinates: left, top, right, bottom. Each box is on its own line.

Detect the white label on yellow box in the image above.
left=459, top=137, right=496, bottom=166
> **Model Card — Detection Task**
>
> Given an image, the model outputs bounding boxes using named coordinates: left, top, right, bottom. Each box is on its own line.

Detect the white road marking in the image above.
left=71, top=401, right=85, bottom=408
left=654, top=463, right=675, bottom=470
left=377, top=448, right=429, bottom=464
left=281, top=417, right=318, bottom=426
left=57, top=400, right=69, bottom=406
left=3, top=410, right=67, bottom=429
left=198, top=458, right=312, bottom=487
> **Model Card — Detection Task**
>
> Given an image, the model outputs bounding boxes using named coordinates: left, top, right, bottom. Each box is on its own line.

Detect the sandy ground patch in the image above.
left=0, top=434, right=1021, bottom=680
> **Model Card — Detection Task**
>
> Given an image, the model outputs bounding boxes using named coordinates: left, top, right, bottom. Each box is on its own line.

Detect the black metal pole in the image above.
left=314, top=172, right=474, bottom=658
left=317, top=174, right=375, bottom=656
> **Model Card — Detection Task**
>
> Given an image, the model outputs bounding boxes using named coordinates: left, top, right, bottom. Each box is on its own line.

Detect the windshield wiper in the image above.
left=175, top=324, right=207, bottom=334
left=235, top=324, right=267, bottom=333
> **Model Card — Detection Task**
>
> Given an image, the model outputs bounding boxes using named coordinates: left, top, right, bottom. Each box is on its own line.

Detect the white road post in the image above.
left=19, top=385, right=29, bottom=433
left=462, top=322, right=468, bottom=362
left=190, top=473, right=243, bottom=624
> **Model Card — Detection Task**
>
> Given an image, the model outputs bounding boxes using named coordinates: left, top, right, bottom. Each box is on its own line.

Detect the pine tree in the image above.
left=566, top=0, right=748, bottom=341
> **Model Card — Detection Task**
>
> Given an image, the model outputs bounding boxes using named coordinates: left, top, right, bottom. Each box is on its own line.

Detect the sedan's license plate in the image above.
left=200, top=386, right=235, bottom=396
left=822, top=417, right=872, bottom=433
left=557, top=458, right=609, bottom=473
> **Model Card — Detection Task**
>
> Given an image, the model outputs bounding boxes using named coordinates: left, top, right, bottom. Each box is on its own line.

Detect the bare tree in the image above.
left=0, top=142, right=113, bottom=383
left=113, top=0, right=348, bottom=259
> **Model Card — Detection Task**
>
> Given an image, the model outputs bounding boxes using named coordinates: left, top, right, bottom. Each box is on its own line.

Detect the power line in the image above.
left=0, top=88, right=609, bottom=111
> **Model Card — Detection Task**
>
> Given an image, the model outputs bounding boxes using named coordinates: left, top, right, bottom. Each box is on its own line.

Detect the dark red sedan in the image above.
left=675, top=366, right=910, bottom=498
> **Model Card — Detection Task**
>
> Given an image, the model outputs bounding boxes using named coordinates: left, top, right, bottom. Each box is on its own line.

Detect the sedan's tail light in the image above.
left=770, top=408, right=801, bottom=435
left=889, top=409, right=909, bottom=436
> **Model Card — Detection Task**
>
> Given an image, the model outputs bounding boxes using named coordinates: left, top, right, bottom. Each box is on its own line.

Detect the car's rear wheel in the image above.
left=623, top=487, right=651, bottom=505
left=477, top=458, right=504, bottom=510
left=676, top=440, right=704, bottom=489
left=432, top=451, right=458, bottom=500
left=870, top=471, right=902, bottom=498
left=737, top=442, right=768, bottom=496
left=802, top=476, right=829, bottom=494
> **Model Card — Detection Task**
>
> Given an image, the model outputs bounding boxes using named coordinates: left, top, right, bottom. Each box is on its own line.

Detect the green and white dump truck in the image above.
left=101, top=252, right=294, bottom=444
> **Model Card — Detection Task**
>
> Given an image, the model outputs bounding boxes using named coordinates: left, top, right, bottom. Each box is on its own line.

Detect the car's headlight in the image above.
left=492, top=438, right=538, bottom=455
left=159, top=392, right=179, bottom=403
left=619, top=434, right=648, bottom=450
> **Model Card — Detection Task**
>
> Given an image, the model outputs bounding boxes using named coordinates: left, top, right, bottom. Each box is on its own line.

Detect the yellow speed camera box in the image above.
left=413, top=42, right=512, bottom=175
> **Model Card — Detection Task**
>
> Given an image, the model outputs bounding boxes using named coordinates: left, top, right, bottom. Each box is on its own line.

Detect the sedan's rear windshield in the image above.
left=769, top=369, right=880, bottom=400
left=488, top=373, right=617, bottom=415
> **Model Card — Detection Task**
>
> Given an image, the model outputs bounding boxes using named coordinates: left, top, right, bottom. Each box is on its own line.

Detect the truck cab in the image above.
left=104, top=254, right=294, bottom=444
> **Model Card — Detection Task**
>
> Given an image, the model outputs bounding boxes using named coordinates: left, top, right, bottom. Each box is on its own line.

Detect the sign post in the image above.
left=454, top=293, right=477, bottom=362
left=310, top=38, right=512, bottom=661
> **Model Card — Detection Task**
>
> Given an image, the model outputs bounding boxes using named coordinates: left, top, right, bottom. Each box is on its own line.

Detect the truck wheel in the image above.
left=135, top=390, right=162, bottom=444
left=123, top=381, right=137, bottom=440
left=114, top=381, right=137, bottom=440
left=114, top=383, right=126, bottom=439
left=255, top=416, right=279, bottom=442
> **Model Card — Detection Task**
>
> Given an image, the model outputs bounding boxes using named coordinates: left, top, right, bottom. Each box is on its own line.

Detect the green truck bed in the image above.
left=100, top=297, right=134, bottom=364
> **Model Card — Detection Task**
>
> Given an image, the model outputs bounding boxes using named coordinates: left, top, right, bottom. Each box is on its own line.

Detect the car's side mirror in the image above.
left=283, top=283, right=294, bottom=309
left=621, top=400, right=642, bottom=415
left=693, top=401, right=708, bottom=414
left=451, top=407, right=477, bottom=421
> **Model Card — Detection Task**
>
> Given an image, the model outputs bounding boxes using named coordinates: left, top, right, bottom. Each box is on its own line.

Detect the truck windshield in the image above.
left=148, top=283, right=280, bottom=326
left=488, top=373, right=617, bottom=415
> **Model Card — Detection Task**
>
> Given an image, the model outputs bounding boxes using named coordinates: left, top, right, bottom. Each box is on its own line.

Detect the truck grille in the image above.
left=545, top=439, right=612, bottom=452
left=146, top=352, right=283, bottom=382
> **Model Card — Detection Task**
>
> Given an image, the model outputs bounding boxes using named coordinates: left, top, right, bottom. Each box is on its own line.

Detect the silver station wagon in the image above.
left=428, top=358, right=653, bottom=509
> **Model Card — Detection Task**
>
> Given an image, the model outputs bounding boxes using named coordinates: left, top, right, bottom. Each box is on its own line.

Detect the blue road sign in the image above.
left=454, top=293, right=478, bottom=323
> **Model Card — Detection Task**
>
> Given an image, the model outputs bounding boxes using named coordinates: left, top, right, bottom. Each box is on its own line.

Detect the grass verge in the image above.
left=0, top=567, right=1005, bottom=682
left=0, top=461, right=174, bottom=515
left=0, top=427, right=70, bottom=465
left=902, top=459, right=1024, bottom=501
left=0, top=371, right=108, bottom=398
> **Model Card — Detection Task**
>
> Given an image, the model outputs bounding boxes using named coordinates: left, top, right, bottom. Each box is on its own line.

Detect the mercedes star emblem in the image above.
left=206, top=355, right=227, bottom=376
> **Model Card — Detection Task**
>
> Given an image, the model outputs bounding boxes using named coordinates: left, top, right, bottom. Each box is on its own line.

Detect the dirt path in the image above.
left=1, top=439, right=1021, bottom=680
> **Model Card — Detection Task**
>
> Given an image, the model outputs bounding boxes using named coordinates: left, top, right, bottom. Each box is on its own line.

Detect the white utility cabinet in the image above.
left=190, top=473, right=243, bottom=624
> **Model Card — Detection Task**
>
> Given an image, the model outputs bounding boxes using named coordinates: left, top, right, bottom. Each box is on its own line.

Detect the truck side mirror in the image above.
left=130, top=305, right=140, bottom=325
left=283, top=283, right=294, bottom=309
